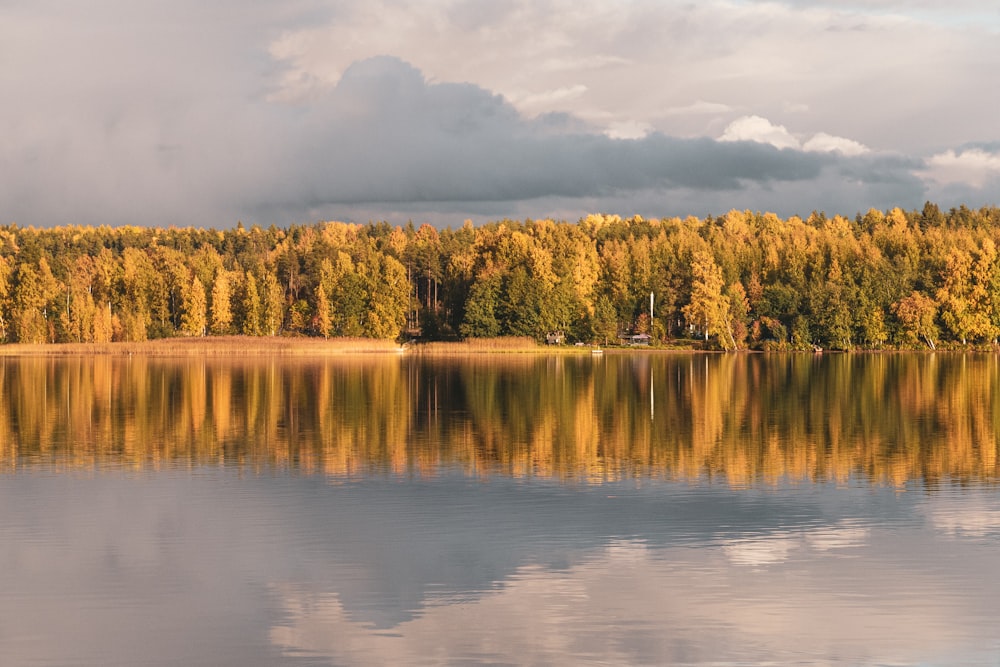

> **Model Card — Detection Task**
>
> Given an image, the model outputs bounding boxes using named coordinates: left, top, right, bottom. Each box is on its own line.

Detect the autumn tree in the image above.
left=210, top=270, right=234, bottom=335
left=591, top=294, right=618, bottom=345
left=810, top=258, right=854, bottom=349
left=0, top=206, right=998, bottom=349
left=261, top=270, right=284, bottom=336
left=12, top=264, right=47, bottom=344
left=461, top=271, right=502, bottom=338
left=63, top=255, right=97, bottom=343
left=313, top=282, right=332, bottom=338
left=683, top=251, right=735, bottom=350
left=119, top=248, right=154, bottom=341
left=0, top=256, right=11, bottom=342
left=180, top=275, right=207, bottom=337
left=364, top=254, right=408, bottom=339
left=241, top=272, right=263, bottom=336
left=726, top=281, right=751, bottom=349
left=936, top=248, right=979, bottom=345
left=893, top=291, right=938, bottom=350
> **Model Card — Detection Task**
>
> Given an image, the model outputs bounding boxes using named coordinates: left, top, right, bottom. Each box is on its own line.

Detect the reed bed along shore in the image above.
left=0, top=335, right=683, bottom=357
left=0, top=335, right=580, bottom=357
left=0, top=336, right=405, bottom=357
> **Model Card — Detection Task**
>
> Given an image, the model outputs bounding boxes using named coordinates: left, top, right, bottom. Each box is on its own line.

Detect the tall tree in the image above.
left=262, top=271, right=284, bottom=336
left=241, top=272, right=263, bottom=337
left=313, top=282, right=332, bottom=338
left=365, top=254, right=408, bottom=339
left=180, top=275, right=207, bottom=337
left=12, top=263, right=46, bottom=344
left=119, top=248, right=154, bottom=341
left=936, top=248, right=977, bottom=345
left=210, top=270, right=234, bottom=335
left=683, top=251, right=735, bottom=349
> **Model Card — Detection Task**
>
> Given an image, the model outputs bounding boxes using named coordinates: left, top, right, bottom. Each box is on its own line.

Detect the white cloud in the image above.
left=921, top=148, right=1000, bottom=187
left=720, top=115, right=800, bottom=150
left=803, top=132, right=870, bottom=156
left=720, top=116, right=870, bottom=158
left=604, top=120, right=653, bottom=140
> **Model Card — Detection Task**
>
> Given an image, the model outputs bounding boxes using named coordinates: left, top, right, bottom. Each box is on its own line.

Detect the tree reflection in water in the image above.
left=1, top=352, right=998, bottom=487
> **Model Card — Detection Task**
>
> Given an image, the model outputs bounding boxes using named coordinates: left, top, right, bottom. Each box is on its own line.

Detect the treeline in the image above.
left=2, top=202, right=1000, bottom=348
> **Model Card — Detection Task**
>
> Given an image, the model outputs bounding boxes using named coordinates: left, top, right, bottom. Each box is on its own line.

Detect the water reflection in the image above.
left=258, top=479, right=999, bottom=666
left=3, top=353, right=1000, bottom=666
left=2, top=352, right=999, bottom=485
left=256, top=485, right=1000, bottom=665
left=269, top=534, right=989, bottom=666
left=7, top=468, right=999, bottom=666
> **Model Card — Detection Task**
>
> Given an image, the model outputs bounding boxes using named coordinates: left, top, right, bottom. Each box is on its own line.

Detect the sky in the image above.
left=2, top=0, right=998, bottom=228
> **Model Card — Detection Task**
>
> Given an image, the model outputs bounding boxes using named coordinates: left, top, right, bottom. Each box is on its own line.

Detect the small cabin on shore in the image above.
left=545, top=331, right=565, bottom=345
left=622, top=333, right=651, bottom=346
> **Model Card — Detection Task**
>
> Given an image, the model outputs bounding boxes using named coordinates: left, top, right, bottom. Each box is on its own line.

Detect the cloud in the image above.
left=266, top=0, right=1000, bottom=153
left=922, top=146, right=1000, bottom=187
left=720, top=115, right=800, bottom=150
left=913, top=145, right=1000, bottom=211
left=721, top=116, right=871, bottom=156
left=2, top=1, right=995, bottom=227
left=803, top=132, right=870, bottom=156
left=604, top=120, right=653, bottom=140
left=664, top=100, right=735, bottom=116
left=0, top=28, right=927, bottom=229
left=509, top=84, right=589, bottom=112
left=275, top=58, right=846, bottom=208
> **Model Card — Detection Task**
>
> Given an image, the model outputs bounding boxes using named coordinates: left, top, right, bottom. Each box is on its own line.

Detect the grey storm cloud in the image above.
left=0, top=50, right=924, bottom=227
left=833, top=153, right=926, bottom=185
left=2, top=0, right=998, bottom=227
left=268, top=57, right=840, bottom=206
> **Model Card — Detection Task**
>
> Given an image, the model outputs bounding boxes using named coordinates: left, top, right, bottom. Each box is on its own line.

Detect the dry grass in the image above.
left=0, top=335, right=624, bottom=357
left=411, top=337, right=591, bottom=355
left=0, top=336, right=405, bottom=357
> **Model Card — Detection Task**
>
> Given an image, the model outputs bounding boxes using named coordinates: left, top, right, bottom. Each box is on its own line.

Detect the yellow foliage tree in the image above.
left=683, top=251, right=735, bottom=350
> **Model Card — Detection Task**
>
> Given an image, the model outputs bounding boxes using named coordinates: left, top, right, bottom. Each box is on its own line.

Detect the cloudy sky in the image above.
left=2, top=0, right=998, bottom=228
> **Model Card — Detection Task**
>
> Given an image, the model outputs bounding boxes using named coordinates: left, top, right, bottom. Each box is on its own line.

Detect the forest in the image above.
left=2, top=201, right=1000, bottom=350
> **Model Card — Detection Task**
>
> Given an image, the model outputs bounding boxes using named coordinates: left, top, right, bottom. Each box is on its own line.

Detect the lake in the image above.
left=1, top=352, right=999, bottom=666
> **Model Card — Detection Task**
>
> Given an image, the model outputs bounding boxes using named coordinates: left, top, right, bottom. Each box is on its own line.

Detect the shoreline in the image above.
left=0, top=336, right=404, bottom=357
left=0, top=336, right=684, bottom=357
left=0, top=335, right=976, bottom=356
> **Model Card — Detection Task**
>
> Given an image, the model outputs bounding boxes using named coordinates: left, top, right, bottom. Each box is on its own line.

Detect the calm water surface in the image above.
left=1, top=352, right=999, bottom=666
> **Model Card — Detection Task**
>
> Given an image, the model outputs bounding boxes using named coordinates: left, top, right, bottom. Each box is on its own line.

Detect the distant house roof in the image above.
left=622, top=333, right=651, bottom=345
